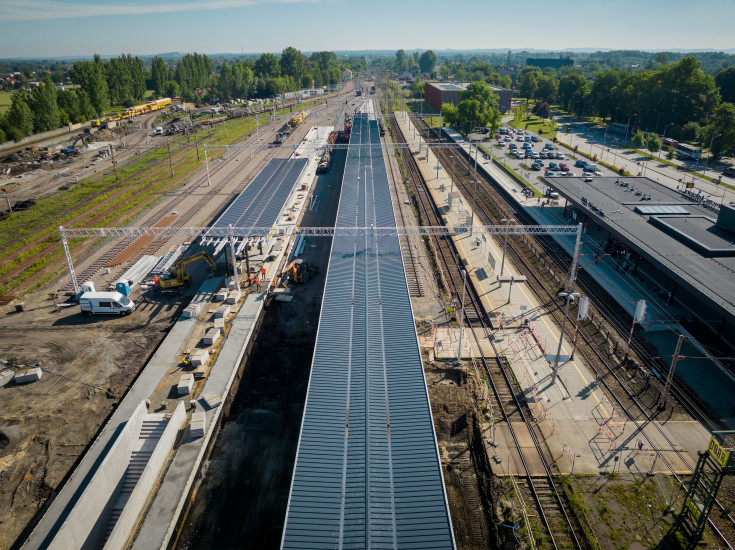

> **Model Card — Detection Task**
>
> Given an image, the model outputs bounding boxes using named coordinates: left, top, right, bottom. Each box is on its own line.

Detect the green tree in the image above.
left=395, top=49, right=410, bottom=73
left=152, top=56, right=168, bottom=95
left=419, top=50, right=437, bottom=75
left=646, top=133, right=662, bottom=153
left=632, top=129, right=645, bottom=148
left=456, top=81, right=501, bottom=134
left=533, top=101, right=551, bottom=119
left=69, top=58, right=109, bottom=115
left=715, top=66, right=735, bottom=104
left=535, top=75, right=557, bottom=102
left=701, top=102, right=735, bottom=159
left=281, top=46, right=306, bottom=81
left=665, top=146, right=676, bottom=160
left=4, top=92, right=34, bottom=141
left=519, top=70, right=539, bottom=104
left=31, top=77, right=60, bottom=132
left=557, top=73, right=587, bottom=111
left=441, top=103, right=458, bottom=126
left=254, top=53, right=280, bottom=79
left=310, top=51, right=337, bottom=71
left=513, top=104, right=526, bottom=126
left=166, top=80, right=181, bottom=98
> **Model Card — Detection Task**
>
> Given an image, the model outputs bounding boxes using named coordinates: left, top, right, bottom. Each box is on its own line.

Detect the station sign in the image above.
left=684, top=496, right=703, bottom=523
left=708, top=436, right=733, bottom=469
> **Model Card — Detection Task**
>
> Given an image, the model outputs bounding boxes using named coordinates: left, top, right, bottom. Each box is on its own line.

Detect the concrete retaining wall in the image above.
left=48, top=402, right=147, bottom=550
left=104, top=402, right=186, bottom=550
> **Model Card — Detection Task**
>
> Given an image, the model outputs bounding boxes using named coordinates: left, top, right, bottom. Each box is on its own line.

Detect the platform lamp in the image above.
left=551, top=291, right=579, bottom=385
left=499, top=218, right=515, bottom=276
left=703, top=133, right=722, bottom=179
left=660, top=122, right=674, bottom=158
left=625, top=113, right=637, bottom=145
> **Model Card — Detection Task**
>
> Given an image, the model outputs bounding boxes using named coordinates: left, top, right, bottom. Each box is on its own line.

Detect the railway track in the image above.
left=389, top=113, right=585, bottom=550
left=410, top=114, right=735, bottom=547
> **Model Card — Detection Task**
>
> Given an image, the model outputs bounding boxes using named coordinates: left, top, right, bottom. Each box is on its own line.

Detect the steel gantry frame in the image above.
left=59, top=224, right=581, bottom=296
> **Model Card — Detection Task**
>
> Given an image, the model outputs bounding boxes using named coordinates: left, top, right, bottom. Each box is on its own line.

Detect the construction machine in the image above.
left=156, top=250, right=216, bottom=290
left=282, top=259, right=318, bottom=284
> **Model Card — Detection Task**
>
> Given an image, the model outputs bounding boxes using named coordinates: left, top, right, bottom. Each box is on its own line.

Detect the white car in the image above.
left=594, top=171, right=604, bottom=177
left=555, top=152, right=565, bottom=160
left=517, top=129, right=524, bottom=134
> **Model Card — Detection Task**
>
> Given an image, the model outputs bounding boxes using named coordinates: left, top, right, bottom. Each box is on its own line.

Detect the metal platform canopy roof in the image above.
left=281, top=113, right=455, bottom=549
left=202, top=157, right=308, bottom=256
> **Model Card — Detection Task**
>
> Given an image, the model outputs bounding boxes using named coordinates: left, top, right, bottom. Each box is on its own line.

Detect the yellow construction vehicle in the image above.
left=282, top=258, right=318, bottom=284
left=156, top=250, right=216, bottom=289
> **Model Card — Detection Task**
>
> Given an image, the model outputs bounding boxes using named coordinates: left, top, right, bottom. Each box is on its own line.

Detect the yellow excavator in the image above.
left=156, top=250, right=216, bottom=289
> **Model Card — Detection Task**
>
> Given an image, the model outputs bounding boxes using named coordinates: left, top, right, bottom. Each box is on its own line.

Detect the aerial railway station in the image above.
left=5, top=80, right=735, bottom=550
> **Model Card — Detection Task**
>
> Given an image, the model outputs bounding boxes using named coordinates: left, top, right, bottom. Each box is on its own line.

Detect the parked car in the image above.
left=546, top=188, right=560, bottom=199
left=575, top=159, right=587, bottom=168
left=559, top=163, right=570, bottom=171
left=531, top=152, right=540, bottom=159
left=509, top=143, right=517, bottom=149
left=523, top=143, right=532, bottom=150
left=505, top=136, right=512, bottom=142
left=531, top=136, right=540, bottom=142
left=524, top=136, right=532, bottom=142
left=548, top=162, right=559, bottom=169
left=539, top=151, right=548, bottom=159
left=594, top=171, right=604, bottom=177
left=544, top=143, right=554, bottom=150
left=514, top=152, right=524, bottom=159
left=546, top=170, right=556, bottom=177
left=555, top=152, right=565, bottom=160
left=517, top=129, right=524, bottom=134
left=532, top=162, right=541, bottom=170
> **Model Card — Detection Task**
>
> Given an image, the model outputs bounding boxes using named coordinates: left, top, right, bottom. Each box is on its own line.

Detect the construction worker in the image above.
left=261, top=266, right=266, bottom=278
left=248, top=275, right=254, bottom=286
left=256, top=277, right=261, bottom=290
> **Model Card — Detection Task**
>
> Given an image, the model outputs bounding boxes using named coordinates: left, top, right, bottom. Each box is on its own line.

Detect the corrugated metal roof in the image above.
left=212, top=157, right=307, bottom=231
left=282, top=114, right=455, bottom=550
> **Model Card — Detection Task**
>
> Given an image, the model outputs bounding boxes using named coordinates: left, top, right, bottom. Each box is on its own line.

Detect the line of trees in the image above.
left=517, top=57, right=735, bottom=158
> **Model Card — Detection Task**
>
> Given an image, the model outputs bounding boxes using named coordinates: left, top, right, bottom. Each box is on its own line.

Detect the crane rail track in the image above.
left=410, top=113, right=735, bottom=547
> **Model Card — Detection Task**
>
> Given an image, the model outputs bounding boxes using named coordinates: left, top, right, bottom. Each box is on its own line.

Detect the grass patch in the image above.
left=508, top=115, right=558, bottom=139
left=0, top=90, right=13, bottom=115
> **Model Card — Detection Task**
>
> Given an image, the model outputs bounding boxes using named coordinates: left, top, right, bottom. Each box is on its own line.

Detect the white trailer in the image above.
left=79, top=291, right=135, bottom=315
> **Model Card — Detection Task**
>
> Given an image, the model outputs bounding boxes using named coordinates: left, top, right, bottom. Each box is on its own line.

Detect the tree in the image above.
left=31, top=77, right=60, bottom=133
left=557, top=73, right=587, bottom=111
left=513, top=104, right=526, bottom=126
left=281, top=46, right=306, bottom=81
left=395, top=49, right=410, bottom=73
left=680, top=121, right=701, bottom=142
left=665, top=146, right=676, bottom=160
left=166, top=80, right=181, bottom=98
left=701, top=102, right=735, bottom=159
left=715, top=66, right=735, bottom=104
left=69, top=58, right=109, bottom=115
left=4, top=92, right=34, bottom=141
left=254, top=53, right=280, bottom=79
left=441, top=103, right=458, bottom=126
left=534, top=75, right=557, bottom=102
left=646, top=133, right=662, bottom=153
left=152, top=56, right=168, bottom=95
left=411, top=78, right=424, bottom=99
left=310, top=51, right=337, bottom=71
left=533, top=101, right=551, bottom=119
left=419, top=50, right=437, bottom=75
left=632, top=129, right=645, bottom=148
left=519, top=70, right=538, bottom=103
left=455, top=81, right=501, bottom=134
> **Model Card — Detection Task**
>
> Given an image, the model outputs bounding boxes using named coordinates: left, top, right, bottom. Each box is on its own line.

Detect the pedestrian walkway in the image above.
left=395, top=112, right=710, bottom=476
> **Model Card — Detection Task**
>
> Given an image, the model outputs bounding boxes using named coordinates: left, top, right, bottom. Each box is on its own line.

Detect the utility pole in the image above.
left=167, top=141, right=174, bottom=178
left=658, top=334, right=686, bottom=409
left=4, top=195, right=11, bottom=212
left=456, top=269, right=467, bottom=364
left=204, top=145, right=211, bottom=186
left=194, top=130, right=200, bottom=160
left=110, top=145, right=118, bottom=180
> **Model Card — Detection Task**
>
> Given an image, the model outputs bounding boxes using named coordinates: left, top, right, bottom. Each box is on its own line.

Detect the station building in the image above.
left=424, top=81, right=512, bottom=114
left=543, top=175, right=735, bottom=352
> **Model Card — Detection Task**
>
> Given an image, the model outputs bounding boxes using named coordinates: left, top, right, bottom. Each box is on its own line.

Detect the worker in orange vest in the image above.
left=261, top=266, right=266, bottom=277
left=255, top=277, right=261, bottom=290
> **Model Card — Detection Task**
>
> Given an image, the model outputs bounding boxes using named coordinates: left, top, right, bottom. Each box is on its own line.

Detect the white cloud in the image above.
left=0, top=0, right=317, bottom=21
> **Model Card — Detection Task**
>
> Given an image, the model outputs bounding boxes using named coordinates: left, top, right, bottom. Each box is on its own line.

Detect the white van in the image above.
left=155, top=127, right=163, bottom=135
left=583, top=162, right=598, bottom=172
left=80, top=291, right=135, bottom=315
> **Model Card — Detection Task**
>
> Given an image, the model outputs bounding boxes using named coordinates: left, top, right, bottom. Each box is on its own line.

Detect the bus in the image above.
left=662, top=137, right=678, bottom=148
left=677, top=143, right=702, bottom=161
left=608, top=122, right=628, bottom=135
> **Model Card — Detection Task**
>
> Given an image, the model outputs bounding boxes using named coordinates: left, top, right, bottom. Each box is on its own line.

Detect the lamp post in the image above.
left=551, top=291, right=579, bottom=384
left=625, top=113, right=638, bottom=146
left=703, top=133, right=722, bottom=179
left=449, top=154, right=456, bottom=193
left=456, top=269, right=467, bottom=364
left=660, top=122, right=674, bottom=158
left=652, top=110, right=661, bottom=134
left=499, top=218, right=515, bottom=276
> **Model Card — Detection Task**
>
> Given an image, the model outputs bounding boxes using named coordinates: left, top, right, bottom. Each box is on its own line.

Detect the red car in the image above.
left=509, top=143, right=517, bottom=150
left=559, top=163, right=570, bottom=171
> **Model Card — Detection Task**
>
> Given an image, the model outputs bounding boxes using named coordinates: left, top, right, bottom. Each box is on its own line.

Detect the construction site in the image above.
left=1, top=77, right=734, bottom=550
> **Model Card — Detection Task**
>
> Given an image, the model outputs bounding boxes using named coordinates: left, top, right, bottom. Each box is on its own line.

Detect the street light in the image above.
left=660, top=122, right=675, bottom=158
left=499, top=218, right=515, bottom=276
left=625, top=113, right=638, bottom=146
left=551, top=291, right=580, bottom=384
left=456, top=269, right=467, bottom=364
left=652, top=109, right=661, bottom=134
left=449, top=154, right=456, bottom=193
left=703, top=133, right=722, bottom=179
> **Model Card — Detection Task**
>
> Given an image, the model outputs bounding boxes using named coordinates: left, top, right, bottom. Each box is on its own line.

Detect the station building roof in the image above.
left=543, top=176, right=735, bottom=320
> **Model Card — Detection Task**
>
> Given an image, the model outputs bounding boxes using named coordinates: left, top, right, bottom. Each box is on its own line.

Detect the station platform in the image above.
left=442, top=123, right=735, bottom=426
left=395, top=112, right=710, bottom=477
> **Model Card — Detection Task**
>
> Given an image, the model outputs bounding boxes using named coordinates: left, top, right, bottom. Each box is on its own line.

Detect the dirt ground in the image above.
left=0, top=289, right=185, bottom=550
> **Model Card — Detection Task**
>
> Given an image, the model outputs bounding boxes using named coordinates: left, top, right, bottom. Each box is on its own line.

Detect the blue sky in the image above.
left=0, top=0, right=733, bottom=58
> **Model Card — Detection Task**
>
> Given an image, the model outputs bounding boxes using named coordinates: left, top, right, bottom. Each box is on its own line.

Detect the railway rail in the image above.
left=389, top=113, right=586, bottom=550
left=409, top=113, right=735, bottom=547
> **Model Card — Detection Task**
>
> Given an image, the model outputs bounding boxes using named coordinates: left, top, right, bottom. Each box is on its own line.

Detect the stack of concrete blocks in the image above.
left=225, top=277, right=238, bottom=291
left=202, top=328, right=220, bottom=346
left=181, top=303, right=201, bottom=319
left=190, top=412, right=206, bottom=439
left=215, top=304, right=230, bottom=319
left=190, top=350, right=209, bottom=367
left=226, top=289, right=241, bottom=304
left=214, top=289, right=228, bottom=302
left=177, top=373, right=194, bottom=396
left=213, top=317, right=225, bottom=334
left=201, top=391, right=222, bottom=409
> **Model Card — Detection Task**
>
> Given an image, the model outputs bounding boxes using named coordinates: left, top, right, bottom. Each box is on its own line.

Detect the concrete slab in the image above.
left=202, top=328, right=220, bottom=346
left=177, top=374, right=194, bottom=396
left=214, top=290, right=228, bottom=302
left=225, top=290, right=241, bottom=304
left=214, top=304, right=230, bottom=319
left=213, top=318, right=225, bottom=334
left=190, top=412, right=205, bottom=439
left=190, top=351, right=208, bottom=367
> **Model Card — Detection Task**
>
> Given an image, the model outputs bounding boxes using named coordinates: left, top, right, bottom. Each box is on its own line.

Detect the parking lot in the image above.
left=473, top=123, right=619, bottom=199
